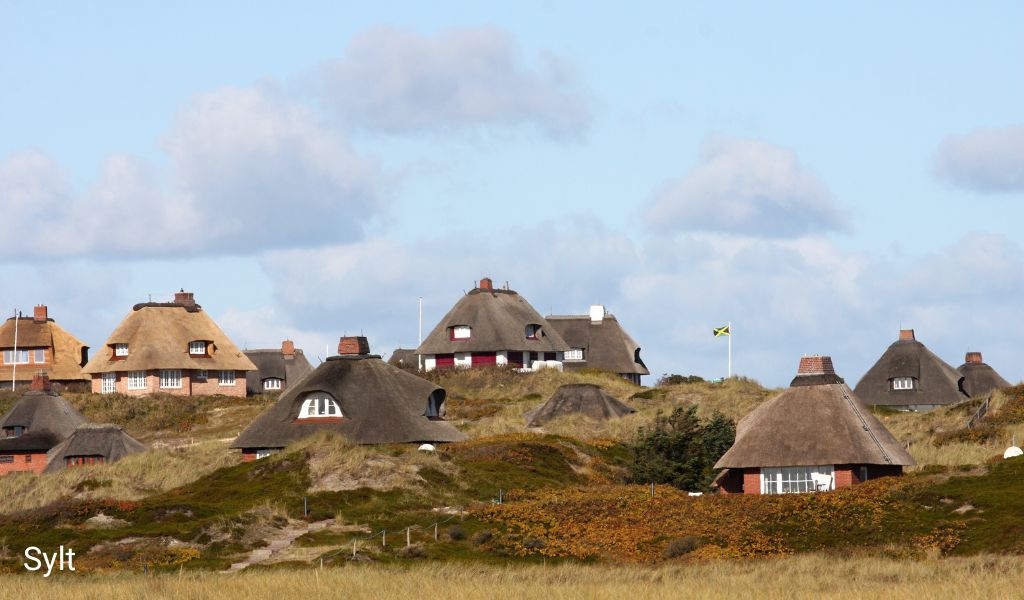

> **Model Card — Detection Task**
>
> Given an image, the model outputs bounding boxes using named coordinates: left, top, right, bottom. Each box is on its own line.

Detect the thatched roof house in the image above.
left=958, top=352, right=1011, bottom=399
left=83, top=291, right=256, bottom=397
left=44, top=424, right=146, bottom=472
left=388, top=348, right=417, bottom=370
left=715, top=355, right=914, bottom=495
left=546, top=305, right=649, bottom=384
left=523, top=383, right=635, bottom=427
left=0, top=375, right=88, bottom=474
left=233, top=337, right=466, bottom=460
left=0, top=305, right=89, bottom=388
left=416, top=278, right=569, bottom=371
left=244, top=340, right=314, bottom=395
left=853, top=329, right=966, bottom=410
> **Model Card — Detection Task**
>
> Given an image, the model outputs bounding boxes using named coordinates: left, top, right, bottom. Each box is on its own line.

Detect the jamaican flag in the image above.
left=713, top=325, right=731, bottom=337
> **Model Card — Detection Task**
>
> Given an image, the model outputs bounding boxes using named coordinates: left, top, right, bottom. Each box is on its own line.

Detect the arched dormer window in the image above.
left=892, top=377, right=915, bottom=391
left=525, top=324, right=542, bottom=340
left=298, top=392, right=342, bottom=419
left=425, top=389, right=446, bottom=420
left=448, top=325, right=471, bottom=340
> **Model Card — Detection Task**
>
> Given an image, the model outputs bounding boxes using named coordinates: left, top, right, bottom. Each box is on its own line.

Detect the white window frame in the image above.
left=450, top=325, right=472, bottom=340
left=263, top=378, right=283, bottom=391
left=892, top=377, right=914, bottom=390
left=3, top=350, right=30, bottom=364
left=219, top=370, right=236, bottom=386
left=189, top=341, right=207, bottom=355
left=565, top=348, right=585, bottom=361
left=33, top=349, right=46, bottom=363
left=761, top=465, right=834, bottom=494
left=298, top=394, right=342, bottom=419
left=195, top=369, right=208, bottom=381
left=127, top=371, right=148, bottom=390
left=101, top=372, right=116, bottom=393
left=160, top=369, right=182, bottom=389
left=114, top=343, right=129, bottom=357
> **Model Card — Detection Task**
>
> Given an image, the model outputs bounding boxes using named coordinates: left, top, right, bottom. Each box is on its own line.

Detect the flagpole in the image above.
left=727, top=321, right=732, bottom=379
left=417, top=297, right=423, bottom=372
left=11, top=309, right=19, bottom=390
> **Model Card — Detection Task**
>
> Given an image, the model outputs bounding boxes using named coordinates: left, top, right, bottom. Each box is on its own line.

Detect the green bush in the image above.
left=627, top=406, right=735, bottom=492
left=657, top=374, right=705, bottom=386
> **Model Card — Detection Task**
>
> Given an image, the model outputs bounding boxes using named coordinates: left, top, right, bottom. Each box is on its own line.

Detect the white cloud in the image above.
left=316, top=26, right=591, bottom=139
left=645, top=136, right=847, bottom=237
left=935, top=125, right=1024, bottom=192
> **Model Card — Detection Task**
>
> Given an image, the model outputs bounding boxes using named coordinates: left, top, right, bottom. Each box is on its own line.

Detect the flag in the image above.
left=713, top=325, right=731, bottom=337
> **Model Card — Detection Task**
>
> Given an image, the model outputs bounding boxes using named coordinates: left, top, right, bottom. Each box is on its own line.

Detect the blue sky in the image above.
left=2, top=2, right=1022, bottom=386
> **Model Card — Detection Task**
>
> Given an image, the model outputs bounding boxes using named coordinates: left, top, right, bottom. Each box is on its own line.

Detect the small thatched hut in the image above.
left=524, top=383, right=635, bottom=427
left=44, top=424, right=146, bottom=472
left=416, top=278, right=569, bottom=371
left=232, top=337, right=467, bottom=460
left=853, top=329, right=966, bottom=411
left=245, top=340, right=314, bottom=395
left=715, top=355, right=914, bottom=495
left=0, top=374, right=87, bottom=474
left=546, top=305, right=649, bottom=385
left=957, top=352, right=1011, bottom=399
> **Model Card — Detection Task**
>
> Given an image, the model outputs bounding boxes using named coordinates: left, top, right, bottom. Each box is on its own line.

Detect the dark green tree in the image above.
left=627, top=406, right=736, bottom=492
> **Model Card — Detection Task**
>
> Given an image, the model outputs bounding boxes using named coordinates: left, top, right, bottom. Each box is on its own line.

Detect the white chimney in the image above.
left=589, top=305, right=605, bottom=323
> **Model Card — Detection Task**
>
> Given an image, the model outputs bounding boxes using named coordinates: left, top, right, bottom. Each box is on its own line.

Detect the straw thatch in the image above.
left=524, top=383, right=635, bottom=427
left=545, top=314, right=649, bottom=376
left=0, top=389, right=88, bottom=452
left=0, top=316, right=89, bottom=383
left=244, top=348, right=314, bottom=395
left=232, top=354, right=467, bottom=449
left=83, top=302, right=256, bottom=374
left=853, top=333, right=966, bottom=408
left=388, top=348, right=417, bottom=369
left=958, top=354, right=1011, bottom=399
left=416, top=285, right=569, bottom=355
left=44, top=424, right=147, bottom=473
left=715, top=366, right=914, bottom=469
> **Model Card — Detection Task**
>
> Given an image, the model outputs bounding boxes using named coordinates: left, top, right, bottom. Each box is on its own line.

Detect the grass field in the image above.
left=2, top=555, right=1023, bottom=599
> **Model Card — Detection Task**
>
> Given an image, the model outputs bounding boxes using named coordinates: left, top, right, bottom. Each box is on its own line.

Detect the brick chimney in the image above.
left=338, top=336, right=370, bottom=355
left=174, top=289, right=196, bottom=308
left=899, top=329, right=915, bottom=341
left=281, top=340, right=295, bottom=358
left=797, top=355, right=835, bottom=376
left=33, top=305, right=48, bottom=323
left=479, top=277, right=493, bottom=291
left=29, top=373, right=51, bottom=392
left=965, top=351, right=983, bottom=364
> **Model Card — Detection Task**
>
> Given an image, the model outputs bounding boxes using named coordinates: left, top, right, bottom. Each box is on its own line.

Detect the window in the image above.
left=0, top=456, right=12, bottom=464
left=114, top=344, right=129, bottom=357
left=219, top=370, right=236, bottom=386
left=4, top=426, right=24, bottom=438
left=195, top=369, right=208, bottom=381
left=127, top=371, right=147, bottom=390
left=298, top=393, right=342, bottom=419
left=160, top=369, right=182, bottom=389
left=189, top=341, right=207, bottom=355
left=66, top=456, right=105, bottom=467
left=565, top=348, right=585, bottom=361
left=892, top=377, right=914, bottom=390
left=761, top=466, right=834, bottom=494
left=3, top=350, right=29, bottom=364
left=525, top=324, right=542, bottom=340
left=263, top=378, right=283, bottom=391
left=25, top=454, right=31, bottom=463
left=33, top=349, right=45, bottom=363
left=425, top=390, right=445, bottom=419
left=255, top=449, right=277, bottom=459
left=101, top=372, right=117, bottom=393
left=448, top=326, right=472, bottom=340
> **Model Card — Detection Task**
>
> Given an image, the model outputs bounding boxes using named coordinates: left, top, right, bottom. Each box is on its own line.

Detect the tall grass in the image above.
left=2, top=555, right=1023, bottom=599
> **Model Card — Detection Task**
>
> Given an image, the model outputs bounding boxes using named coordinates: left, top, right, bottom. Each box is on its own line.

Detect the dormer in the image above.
left=525, top=324, right=542, bottom=340
left=112, top=343, right=129, bottom=358
left=297, top=392, right=343, bottom=419
left=448, top=325, right=472, bottom=340
left=188, top=340, right=212, bottom=357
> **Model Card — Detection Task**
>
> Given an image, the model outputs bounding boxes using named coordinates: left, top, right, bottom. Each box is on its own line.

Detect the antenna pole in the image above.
left=727, top=321, right=732, bottom=379
left=418, top=297, right=423, bottom=372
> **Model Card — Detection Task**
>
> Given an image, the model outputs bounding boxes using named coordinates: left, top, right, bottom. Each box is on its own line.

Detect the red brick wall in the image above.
left=835, top=467, right=855, bottom=489
left=92, top=369, right=248, bottom=397
left=743, top=467, right=761, bottom=494
left=0, top=452, right=47, bottom=475
left=241, top=452, right=257, bottom=462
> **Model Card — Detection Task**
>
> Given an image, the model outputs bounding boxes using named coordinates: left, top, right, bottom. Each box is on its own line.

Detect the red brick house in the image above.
left=714, top=355, right=914, bottom=495
left=82, top=291, right=256, bottom=397
left=0, top=305, right=89, bottom=389
left=0, top=374, right=87, bottom=475
left=244, top=340, right=314, bottom=395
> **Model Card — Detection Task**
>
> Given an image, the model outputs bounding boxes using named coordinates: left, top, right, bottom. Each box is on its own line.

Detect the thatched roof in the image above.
left=524, top=383, right=635, bottom=427
left=44, top=424, right=146, bottom=472
left=546, top=311, right=649, bottom=376
left=715, top=356, right=915, bottom=469
left=0, top=316, right=89, bottom=382
left=416, top=281, right=569, bottom=355
left=958, top=352, right=1011, bottom=399
left=244, top=347, right=314, bottom=394
left=83, top=297, right=256, bottom=374
left=0, top=388, right=88, bottom=453
left=853, top=330, right=966, bottom=407
left=232, top=353, right=467, bottom=448
left=388, top=348, right=417, bottom=368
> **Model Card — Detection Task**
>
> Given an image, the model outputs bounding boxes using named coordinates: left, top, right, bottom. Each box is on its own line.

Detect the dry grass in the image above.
left=3, top=555, right=1024, bottom=599
left=0, top=441, right=237, bottom=515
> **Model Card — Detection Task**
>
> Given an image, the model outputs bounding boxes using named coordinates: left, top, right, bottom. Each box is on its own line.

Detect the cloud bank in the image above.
left=935, top=125, right=1024, bottom=193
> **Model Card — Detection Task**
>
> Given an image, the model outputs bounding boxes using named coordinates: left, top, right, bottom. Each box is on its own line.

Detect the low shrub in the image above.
left=447, top=525, right=467, bottom=541
left=663, top=536, right=701, bottom=558
left=397, top=543, right=425, bottom=558
left=472, top=530, right=494, bottom=546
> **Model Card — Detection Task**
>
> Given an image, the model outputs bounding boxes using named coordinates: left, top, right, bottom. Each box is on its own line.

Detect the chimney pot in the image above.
left=797, top=355, right=835, bottom=376
left=479, top=277, right=493, bottom=291
left=29, top=373, right=51, bottom=392
left=282, top=340, right=295, bottom=358
left=174, top=290, right=196, bottom=307
left=899, top=329, right=915, bottom=341
left=965, top=351, right=983, bottom=364
left=589, top=305, right=605, bottom=323
left=33, top=305, right=48, bottom=323
left=338, top=336, right=370, bottom=355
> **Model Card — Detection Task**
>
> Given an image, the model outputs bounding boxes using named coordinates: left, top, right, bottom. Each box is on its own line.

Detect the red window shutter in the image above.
left=471, top=352, right=497, bottom=365
left=435, top=354, right=455, bottom=368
